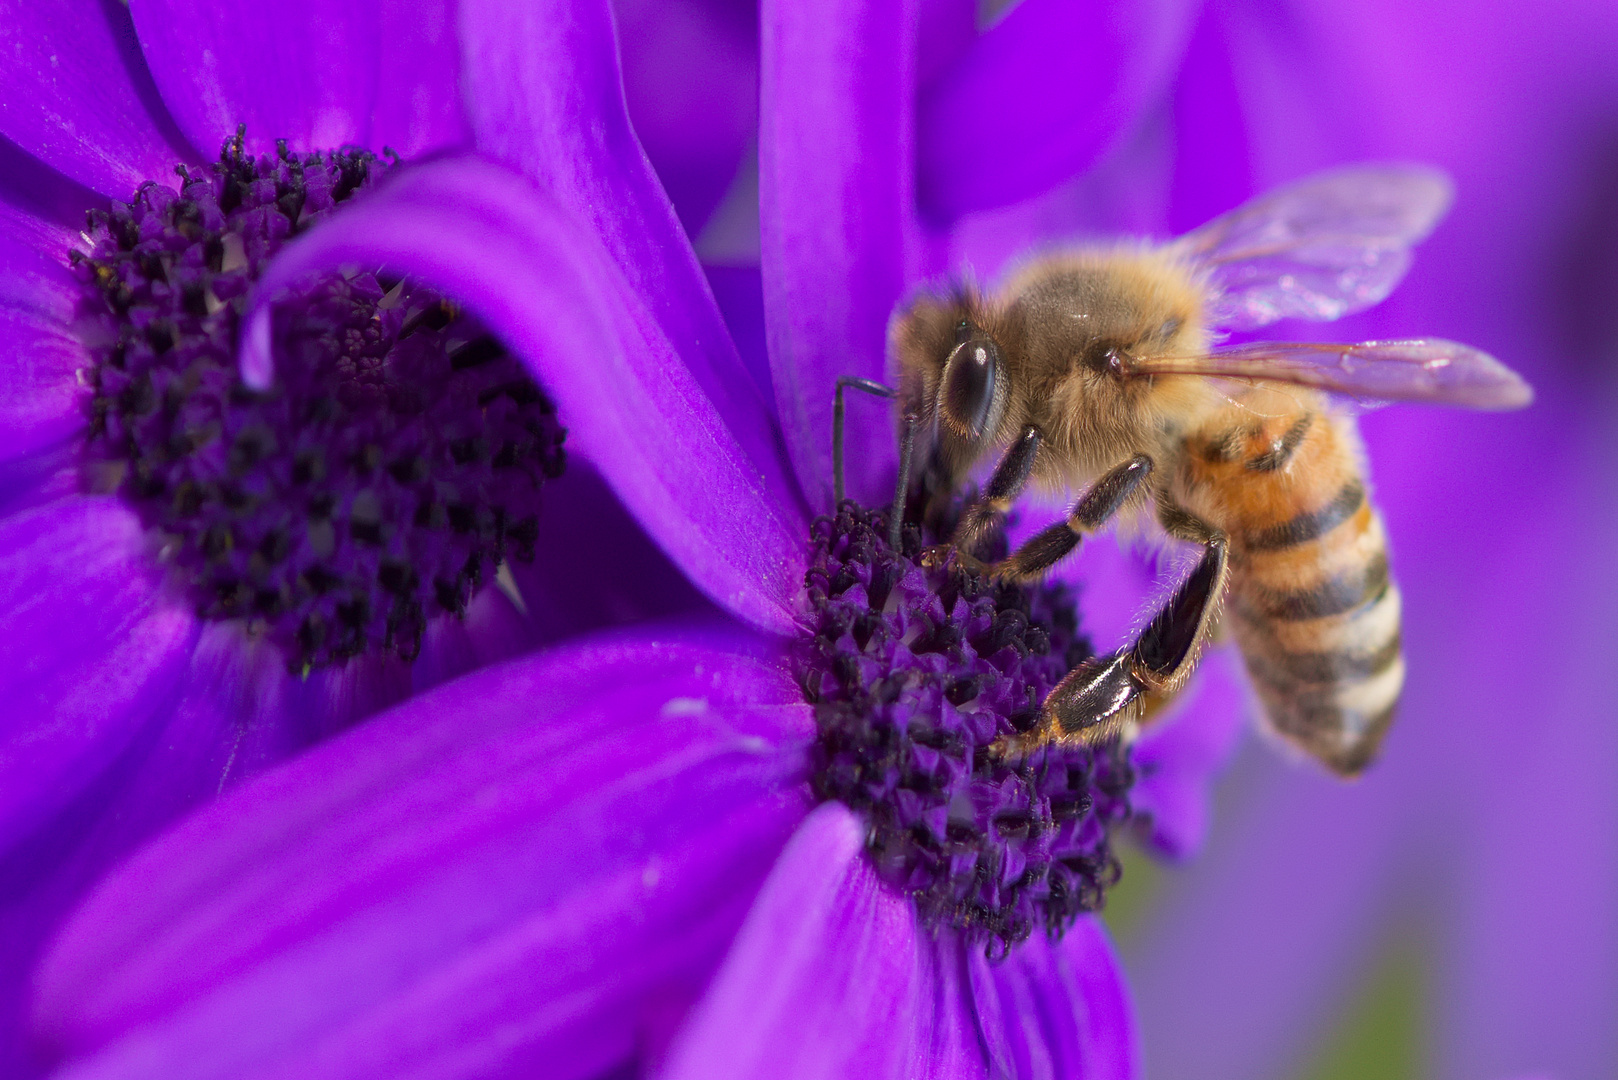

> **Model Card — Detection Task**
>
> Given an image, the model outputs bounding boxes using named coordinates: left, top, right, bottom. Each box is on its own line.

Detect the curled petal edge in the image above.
left=239, top=154, right=807, bottom=637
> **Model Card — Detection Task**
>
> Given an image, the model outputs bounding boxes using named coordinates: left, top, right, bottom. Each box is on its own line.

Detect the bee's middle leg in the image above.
left=989, top=453, right=1155, bottom=582
left=1005, top=510, right=1229, bottom=753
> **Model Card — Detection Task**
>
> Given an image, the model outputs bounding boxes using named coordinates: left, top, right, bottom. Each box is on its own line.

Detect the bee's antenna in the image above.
left=832, top=376, right=898, bottom=505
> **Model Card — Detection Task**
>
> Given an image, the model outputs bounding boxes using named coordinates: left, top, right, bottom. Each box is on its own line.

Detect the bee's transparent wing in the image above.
left=1171, top=165, right=1454, bottom=331
left=1120, top=339, right=1533, bottom=410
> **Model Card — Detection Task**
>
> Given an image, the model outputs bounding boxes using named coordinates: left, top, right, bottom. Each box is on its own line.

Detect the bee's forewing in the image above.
left=1123, top=339, right=1534, bottom=411
left=1172, top=165, right=1454, bottom=331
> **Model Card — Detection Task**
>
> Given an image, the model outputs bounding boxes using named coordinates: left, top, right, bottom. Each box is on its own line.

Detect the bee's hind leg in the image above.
left=1001, top=510, right=1229, bottom=755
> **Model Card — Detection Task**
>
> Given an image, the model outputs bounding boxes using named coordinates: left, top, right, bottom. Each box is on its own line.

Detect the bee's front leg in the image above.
left=950, top=425, right=1043, bottom=555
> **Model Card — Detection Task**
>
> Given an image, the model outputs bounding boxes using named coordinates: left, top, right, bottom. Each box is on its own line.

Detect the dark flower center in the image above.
left=73, top=130, right=565, bottom=671
left=801, top=501, right=1133, bottom=955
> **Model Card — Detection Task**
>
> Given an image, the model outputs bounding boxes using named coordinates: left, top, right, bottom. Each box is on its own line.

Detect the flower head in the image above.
left=24, top=3, right=1248, bottom=1078
left=804, top=502, right=1132, bottom=953
left=77, top=132, right=567, bottom=669
left=0, top=0, right=729, bottom=1071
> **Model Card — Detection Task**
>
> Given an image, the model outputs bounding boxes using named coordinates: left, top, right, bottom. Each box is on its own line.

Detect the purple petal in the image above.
left=0, top=498, right=197, bottom=847
left=759, top=0, right=919, bottom=510
left=912, top=936, right=991, bottom=1080
left=916, top=0, right=1197, bottom=222
left=659, top=801, right=921, bottom=1080
left=1164, top=1, right=1253, bottom=235
left=35, top=633, right=811, bottom=1080
left=0, top=205, right=88, bottom=460
left=241, top=154, right=808, bottom=636
left=458, top=0, right=805, bottom=525
left=0, top=0, right=188, bottom=198
left=0, top=134, right=104, bottom=237
left=703, top=264, right=773, bottom=407
left=965, top=919, right=1138, bottom=1080
left=1129, top=647, right=1248, bottom=861
left=1436, top=650, right=1618, bottom=1080
left=0, top=623, right=329, bottom=1078
left=369, top=1, right=472, bottom=158
left=915, top=0, right=976, bottom=89
left=0, top=484, right=704, bottom=1074
left=129, top=0, right=466, bottom=161
left=1123, top=756, right=1404, bottom=1080
left=615, top=0, right=760, bottom=235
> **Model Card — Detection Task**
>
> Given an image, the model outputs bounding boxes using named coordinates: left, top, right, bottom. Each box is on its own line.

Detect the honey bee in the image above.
left=884, top=165, right=1532, bottom=776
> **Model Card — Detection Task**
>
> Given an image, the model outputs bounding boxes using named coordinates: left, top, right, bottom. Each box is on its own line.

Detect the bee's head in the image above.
left=890, top=284, right=1012, bottom=474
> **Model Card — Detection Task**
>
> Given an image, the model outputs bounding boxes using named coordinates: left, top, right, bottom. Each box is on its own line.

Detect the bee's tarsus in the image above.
left=1021, top=519, right=1226, bottom=749
left=968, top=453, right=1157, bottom=585
left=889, top=410, right=918, bottom=550
left=950, top=425, right=1042, bottom=555
left=831, top=375, right=897, bottom=506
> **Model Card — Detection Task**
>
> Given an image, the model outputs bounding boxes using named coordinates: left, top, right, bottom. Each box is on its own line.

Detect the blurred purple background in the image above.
left=618, top=0, right=1618, bottom=1077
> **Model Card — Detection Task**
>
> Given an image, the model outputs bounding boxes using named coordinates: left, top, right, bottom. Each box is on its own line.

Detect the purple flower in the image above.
left=30, top=616, right=1228, bottom=1080
left=20, top=2, right=1248, bottom=1078
left=0, top=0, right=783, bottom=1070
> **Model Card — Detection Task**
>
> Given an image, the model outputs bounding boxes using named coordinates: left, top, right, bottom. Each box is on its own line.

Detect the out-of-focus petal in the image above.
left=915, top=0, right=976, bottom=89
left=1419, top=418, right=1618, bottom=1080
left=0, top=0, right=188, bottom=197
left=760, top=0, right=918, bottom=510
left=241, top=154, right=808, bottom=636
left=703, top=264, right=773, bottom=405
left=0, top=205, right=88, bottom=461
left=1123, top=754, right=1403, bottom=1080
left=1438, top=644, right=1618, bottom=1080
left=916, top=0, right=1197, bottom=222
left=615, top=0, right=759, bottom=236
left=1127, top=2, right=1618, bottom=1075
left=370, top=1, right=471, bottom=158
left=0, top=498, right=196, bottom=847
left=967, top=918, right=1138, bottom=1080
left=1129, top=647, right=1248, bottom=861
left=129, top=0, right=466, bottom=161
left=1165, top=0, right=1252, bottom=235
left=34, top=633, right=811, bottom=1080
left=659, top=801, right=921, bottom=1080
left=459, top=0, right=804, bottom=526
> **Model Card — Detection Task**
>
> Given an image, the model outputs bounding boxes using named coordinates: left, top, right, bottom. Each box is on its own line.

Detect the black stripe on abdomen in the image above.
left=1246, top=630, right=1403, bottom=685
left=1241, top=481, right=1365, bottom=552
left=1244, top=553, right=1390, bottom=621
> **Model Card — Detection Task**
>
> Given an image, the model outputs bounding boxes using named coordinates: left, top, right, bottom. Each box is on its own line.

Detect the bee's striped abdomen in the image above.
left=1181, top=400, right=1404, bottom=776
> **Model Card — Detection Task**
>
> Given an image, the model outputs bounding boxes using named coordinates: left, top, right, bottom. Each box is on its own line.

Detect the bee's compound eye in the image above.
left=1085, top=341, right=1127, bottom=376
left=942, top=334, right=1001, bottom=439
